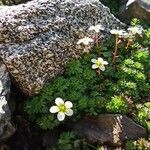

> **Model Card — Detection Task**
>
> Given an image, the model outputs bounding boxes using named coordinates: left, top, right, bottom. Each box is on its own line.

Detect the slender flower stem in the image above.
left=95, top=33, right=99, bottom=49
left=112, top=35, right=119, bottom=63
left=126, top=39, right=132, bottom=50
left=96, top=69, right=100, bottom=75
left=83, top=45, right=90, bottom=53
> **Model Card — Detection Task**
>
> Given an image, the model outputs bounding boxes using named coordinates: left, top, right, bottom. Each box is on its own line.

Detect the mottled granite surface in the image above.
left=0, top=0, right=125, bottom=95
left=0, top=61, right=15, bottom=141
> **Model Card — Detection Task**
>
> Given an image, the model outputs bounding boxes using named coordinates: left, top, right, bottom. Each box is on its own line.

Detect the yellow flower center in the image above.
left=96, top=60, right=102, bottom=67
left=59, top=104, right=67, bottom=112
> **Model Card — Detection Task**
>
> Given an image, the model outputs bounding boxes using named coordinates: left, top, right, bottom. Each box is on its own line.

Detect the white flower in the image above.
left=119, top=32, right=129, bottom=38
left=91, top=57, right=108, bottom=71
left=0, top=96, right=7, bottom=114
left=89, top=24, right=104, bottom=33
left=77, top=37, right=94, bottom=45
left=110, top=29, right=127, bottom=36
left=49, top=98, right=73, bottom=121
left=127, top=25, right=143, bottom=35
left=0, top=80, right=3, bottom=94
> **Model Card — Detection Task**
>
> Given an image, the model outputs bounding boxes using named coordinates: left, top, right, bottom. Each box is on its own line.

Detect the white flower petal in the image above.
left=100, top=66, right=105, bottom=71
left=49, top=106, right=59, bottom=113
left=84, top=41, right=89, bottom=45
left=57, top=112, right=65, bottom=121
left=92, top=64, right=98, bottom=69
left=110, top=29, right=117, bottom=34
left=122, top=32, right=128, bottom=36
left=89, top=26, right=95, bottom=31
left=103, top=61, right=108, bottom=65
left=88, top=38, right=94, bottom=42
left=99, top=26, right=104, bottom=31
left=77, top=40, right=82, bottom=45
left=55, top=97, right=64, bottom=106
left=110, top=29, right=126, bottom=36
left=77, top=37, right=93, bottom=45
left=94, top=27, right=100, bottom=33
left=92, top=58, right=108, bottom=71
left=119, top=31, right=129, bottom=38
left=95, top=29, right=99, bottom=33
left=119, top=30, right=126, bottom=35
left=91, top=59, right=97, bottom=63
left=98, top=57, right=103, bottom=62
left=127, top=26, right=143, bottom=35
left=65, top=109, right=73, bottom=116
left=89, top=24, right=104, bottom=32
left=96, top=25, right=104, bottom=31
left=65, top=101, right=73, bottom=108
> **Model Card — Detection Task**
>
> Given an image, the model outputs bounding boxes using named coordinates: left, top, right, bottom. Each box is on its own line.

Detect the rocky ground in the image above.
left=0, top=0, right=149, bottom=149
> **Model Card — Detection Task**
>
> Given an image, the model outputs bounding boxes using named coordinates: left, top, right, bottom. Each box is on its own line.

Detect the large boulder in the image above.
left=0, top=0, right=30, bottom=5
left=119, top=0, right=150, bottom=24
left=0, top=60, right=15, bottom=141
left=74, top=114, right=147, bottom=146
left=0, top=0, right=125, bottom=95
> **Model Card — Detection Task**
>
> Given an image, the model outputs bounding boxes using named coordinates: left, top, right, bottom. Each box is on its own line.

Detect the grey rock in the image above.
left=0, top=60, right=15, bottom=141
left=119, top=0, right=150, bottom=24
left=1, top=0, right=30, bottom=6
left=12, top=0, right=30, bottom=5
left=74, top=114, right=147, bottom=146
left=0, top=0, right=126, bottom=95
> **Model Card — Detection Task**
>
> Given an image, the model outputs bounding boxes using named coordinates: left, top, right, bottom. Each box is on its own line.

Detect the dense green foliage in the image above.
left=136, top=102, right=150, bottom=132
left=54, top=131, right=150, bottom=150
left=25, top=49, right=150, bottom=129
left=106, top=95, right=129, bottom=114
left=25, top=21, right=150, bottom=148
left=125, top=138, right=150, bottom=150
left=26, top=28, right=150, bottom=131
left=100, top=0, right=121, bottom=15
left=53, top=132, right=89, bottom=150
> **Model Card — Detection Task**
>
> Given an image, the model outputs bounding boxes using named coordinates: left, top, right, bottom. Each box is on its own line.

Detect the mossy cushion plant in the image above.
left=25, top=20, right=150, bottom=148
